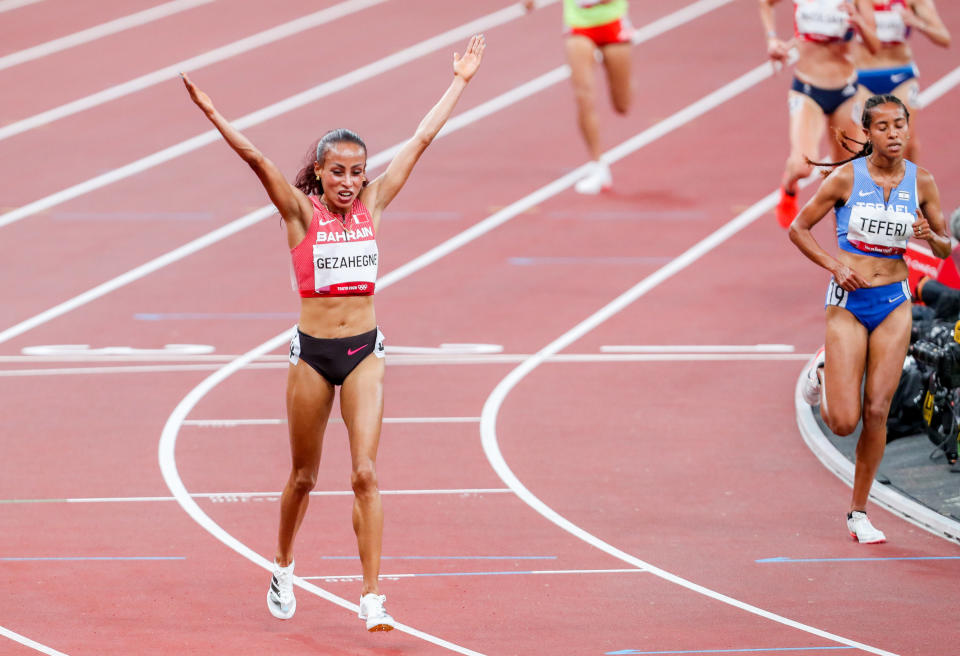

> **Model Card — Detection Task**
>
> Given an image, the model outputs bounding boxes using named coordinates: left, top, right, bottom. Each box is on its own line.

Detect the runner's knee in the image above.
left=351, top=461, right=379, bottom=499
left=862, top=397, right=891, bottom=431
left=290, top=468, right=318, bottom=494
left=825, top=409, right=859, bottom=437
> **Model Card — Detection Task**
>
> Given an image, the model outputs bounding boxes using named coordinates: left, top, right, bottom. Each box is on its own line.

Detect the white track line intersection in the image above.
left=474, top=63, right=960, bottom=656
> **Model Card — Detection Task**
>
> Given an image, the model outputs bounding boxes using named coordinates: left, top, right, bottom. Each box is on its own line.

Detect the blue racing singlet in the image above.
left=836, top=157, right=917, bottom=259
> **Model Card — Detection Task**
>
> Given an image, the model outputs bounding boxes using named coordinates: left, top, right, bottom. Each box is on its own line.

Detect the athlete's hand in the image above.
left=453, top=34, right=485, bottom=82
left=766, top=37, right=791, bottom=64
left=522, top=0, right=535, bottom=12
left=913, top=208, right=933, bottom=241
left=832, top=263, right=870, bottom=291
left=898, top=6, right=923, bottom=30
left=180, top=72, right=216, bottom=116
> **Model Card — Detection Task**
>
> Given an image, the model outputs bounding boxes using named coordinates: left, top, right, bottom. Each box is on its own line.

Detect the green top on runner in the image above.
left=563, top=0, right=628, bottom=28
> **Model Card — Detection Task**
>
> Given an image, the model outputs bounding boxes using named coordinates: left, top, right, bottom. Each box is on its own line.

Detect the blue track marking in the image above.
left=757, top=555, right=960, bottom=563
left=606, top=647, right=856, bottom=655
left=321, top=555, right=557, bottom=560
left=1, top=556, right=185, bottom=561
left=135, top=312, right=298, bottom=320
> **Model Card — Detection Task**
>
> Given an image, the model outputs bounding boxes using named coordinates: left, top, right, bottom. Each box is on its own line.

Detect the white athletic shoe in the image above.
left=574, top=160, right=612, bottom=195
left=802, top=346, right=826, bottom=406
left=358, top=593, right=396, bottom=632
left=847, top=511, right=887, bottom=544
left=267, top=560, right=296, bottom=619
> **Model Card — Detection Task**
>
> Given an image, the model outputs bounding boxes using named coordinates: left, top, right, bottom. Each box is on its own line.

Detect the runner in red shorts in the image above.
left=526, top=0, right=634, bottom=193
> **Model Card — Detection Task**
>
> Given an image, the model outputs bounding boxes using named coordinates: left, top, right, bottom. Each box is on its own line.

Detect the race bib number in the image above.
left=846, top=205, right=914, bottom=255
left=795, top=0, right=850, bottom=39
left=312, top=239, right=378, bottom=294
left=874, top=9, right=907, bottom=42
left=825, top=278, right=848, bottom=308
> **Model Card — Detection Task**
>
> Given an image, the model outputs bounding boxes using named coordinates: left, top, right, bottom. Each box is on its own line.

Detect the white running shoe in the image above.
left=267, top=560, right=296, bottom=619
left=574, top=160, right=612, bottom=195
left=802, top=346, right=826, bottom=406
left=358, top=593, right=396, bottom=632
left=847, top=511, right=887, bottom=544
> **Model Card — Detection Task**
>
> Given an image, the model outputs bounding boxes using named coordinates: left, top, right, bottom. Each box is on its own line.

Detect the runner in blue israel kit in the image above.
left=827, top=155, right=917, bottom=330
left=789, top=94, right=950, bottom=543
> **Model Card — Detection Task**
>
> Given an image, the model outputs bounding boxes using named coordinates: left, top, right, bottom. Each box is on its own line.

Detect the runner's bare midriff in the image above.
left=839, top=250, right=909, bottom=287
left=854, top=41, right=912, bottom=69
left=795, top=40, right=856, bottom=87
left=299, top=296, right=376, bottom=338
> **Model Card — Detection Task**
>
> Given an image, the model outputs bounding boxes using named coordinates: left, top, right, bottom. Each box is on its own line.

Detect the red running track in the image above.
left=1, top=1, right=959, bottom=655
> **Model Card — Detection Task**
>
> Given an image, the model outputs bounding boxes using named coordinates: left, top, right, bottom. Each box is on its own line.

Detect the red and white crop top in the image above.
left=873, top=0, right=909, bottom=43
left=794, top=0, right=854, bottom=42
left=290, top=196, right=378, bottom=298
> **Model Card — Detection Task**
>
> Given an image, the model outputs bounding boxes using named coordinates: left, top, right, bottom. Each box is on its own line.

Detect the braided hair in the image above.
left=806, top=94, right=911, bottom=173
left=293, top=129, right=367, bottom=196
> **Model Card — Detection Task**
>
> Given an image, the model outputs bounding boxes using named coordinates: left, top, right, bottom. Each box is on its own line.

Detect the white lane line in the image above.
left=0, top=0, right=43, bottom=13
left=0, top=0, right=214, bottom=72
left=0, top=489, right=510, bottom=504
left=305, top=568, right=646, bottom=581
left=0, top=0, right=725, bottom=228
left=0, top=0, right=388, bottom=141
left=182, top=416, right=481, bottom=426
left=0, top=625, right=69, bottom=656
left=600, top=344, right=795, bottom=353
left=469, top=66, right=960, bottom=656
left=0, top=0, right=729, bottom=346
left=0, top=349, right=810, bottom=364
left=0, top=354, right=814, bottom=376
left=0, top=0, right=545, bottom=228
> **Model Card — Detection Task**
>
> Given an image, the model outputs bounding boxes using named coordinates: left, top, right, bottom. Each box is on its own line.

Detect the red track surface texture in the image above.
left=1, top=1, right=959, bottom=655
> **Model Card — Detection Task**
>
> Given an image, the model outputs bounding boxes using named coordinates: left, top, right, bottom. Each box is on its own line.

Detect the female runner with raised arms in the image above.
left=181, top=34, right=486, bottom=631
left=789, top=94, right=949, bottom=543
left=855, top=0, right=951, bottom=161
left=760, top=0, right=879, bottom=227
